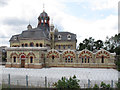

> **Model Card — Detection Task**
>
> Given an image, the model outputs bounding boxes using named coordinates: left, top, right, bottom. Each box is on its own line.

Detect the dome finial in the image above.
left=43, top=3, right=45, bottom=11
left=51, top=18, right=53, bottom=24
left=27, top=21, right=32, bottom=30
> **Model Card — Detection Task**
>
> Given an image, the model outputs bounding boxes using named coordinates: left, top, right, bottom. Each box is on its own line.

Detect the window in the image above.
left=82, top=58, right=83, bottom=63
left=65, top=57, right=73, bottom=63
left=41, top=20, right=43, bottom=23
left=52, top=56, right=54, bottom=60
left=101, top=56, right=104, bottom=63
left=52, top=55, right=54, bottom=62
left=65, top=58, right=67, bottom=63
left=45, top=20, right=47, bottom=23
left=88, top=58, right=89, bottom=63
left=13, top=57, right=16, bottom=63
left=68, top=56, right=70, bottom=63
left=63, top=45, right=65, bottom=49
left=36, top=43, right=39, bottom=47
left=85, top=56, right=86, bottom=63
left=30, top=42, right=34, bottom=47
left=58, top=35, right=61, bottom=40
left=30, top=57, right=33, bottom=63
left=25, top=44, right=28, bottom=47
left=67, top=34, right=71, bottom=40
left=22, top=44, right=24, bottom=47
left=68, top=45, right=70, bottom=49
left=58, top=45, right=61, bottom=49
left=40, top=43, right=42, bottom=47
left=71, top=58, right=73, bottom=62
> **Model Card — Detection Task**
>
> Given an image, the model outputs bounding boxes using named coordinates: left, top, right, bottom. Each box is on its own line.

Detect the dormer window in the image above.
left=45, top=20, right=47, bottom=23
left=67, top=34, right=71, bottom=40
left=58, top=34, right=61, bottom=40
left=14, top=36, right=17, bottom=40
left=41, top=20, right=44, bottom=23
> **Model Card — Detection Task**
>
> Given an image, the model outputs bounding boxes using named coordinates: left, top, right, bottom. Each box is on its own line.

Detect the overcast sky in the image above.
left=0, top=0, right=119, bottom=47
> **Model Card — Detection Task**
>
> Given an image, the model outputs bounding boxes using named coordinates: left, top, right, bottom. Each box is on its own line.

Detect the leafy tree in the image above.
left=78, top=37, right=104, bottom=51
left=104, top=34, right=120, bottom=53
left=114, top=47, right=120, bottom=55
left=94, top=40, right=104, bottom=50
left=78, top=37, right=95, bottom=51
left=115, top=55, right=120, bottom=71
left=79, top=43, right=85, bottom=51
left=116, top=78, right=120, bottom=89
left=55, top=75, right=80, bottom=89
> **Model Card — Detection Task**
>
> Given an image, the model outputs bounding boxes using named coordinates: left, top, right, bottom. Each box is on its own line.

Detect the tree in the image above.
left=78, top=37, right=95, bottom=51
left=104, top=34, right=120, bottom=53
left=78, top=43, right=85, bottom=51
left=55, top=75, right=80, bottom=89
left=114, top=46, right=120, bottom=55
left=78, top=37, right=104, bottom=51
left=116, top=78, right=120, bottom=89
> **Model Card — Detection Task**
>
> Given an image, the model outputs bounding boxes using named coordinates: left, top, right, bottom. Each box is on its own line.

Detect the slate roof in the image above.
left=9, top=28, right=49, bottom=41
left=10, top=28, right=76, bottom=42
left=54, top=32, right=76, bottom=41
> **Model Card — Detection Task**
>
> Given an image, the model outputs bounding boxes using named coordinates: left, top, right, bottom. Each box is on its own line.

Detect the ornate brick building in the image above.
left=5, top=10, right=116, bottom=69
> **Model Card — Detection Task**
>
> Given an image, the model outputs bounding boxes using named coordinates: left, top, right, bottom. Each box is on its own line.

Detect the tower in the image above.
left=50, top=23, right=55, bottom=49
left=37, top=10, right=50, bottom=31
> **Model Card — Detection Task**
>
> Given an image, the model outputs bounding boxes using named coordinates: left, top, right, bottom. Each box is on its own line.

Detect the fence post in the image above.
left=26, top=75, right=28, bottom=87
left=88, top=79, right=90, bottom=88
left=8, top=74, right=10, bottom=87
left=45, top=76, right=47, bottom=88
left=17, top=80, right=19, bottom=86
left=111, top=80, right=113, bottom=88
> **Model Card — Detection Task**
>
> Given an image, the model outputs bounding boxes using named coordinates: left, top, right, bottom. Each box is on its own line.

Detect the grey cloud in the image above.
left=3, top=17, right=28, bottom=26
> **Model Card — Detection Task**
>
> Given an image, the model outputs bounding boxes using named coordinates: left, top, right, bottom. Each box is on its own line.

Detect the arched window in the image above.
left=36, top=43, right=39, bottom=47
left=45, top=19, right=47, bottom=23
left=68, top=56, right=70, bottom=63
left=82, top=58, right=83, bottom=63
left=30, top=56, right=33, bottom=63
left=85, top=56, right=86, bottom=63
left=25, top=43, right=28, bottom=47
left=22, top=44, right=24, bottom=47
left=65, top=56, right=73, bottom=63
left=67, top=34, right=71, bottom=40
left=88, top=58, right=89, bottom=63
left=40, top=43, right=42, bottom=47
left=65, top=58, right=67, bottom=63
left=58, top=45, right=61, bottom=49
left=58, top=35, right=61, bottom=40
left=41, top=20, right=43, bottom=23
left=63, top=45, right=65, bottom=49
left=68, top=45, right=70, bottom=49
left=13, top=56, right=16, bottom=63
left=101, top=56, right=104, bottom=63
left=30, top=42, right=34, bottom=47
left=52, top=55, right=54, bottom=62
left=71, top=58, right=73, bottom=63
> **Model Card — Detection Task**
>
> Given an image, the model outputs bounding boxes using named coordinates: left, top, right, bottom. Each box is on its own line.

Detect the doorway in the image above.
left=21, top=60, right=25, bottom=68
left=20, top=55, right=26, bottom=68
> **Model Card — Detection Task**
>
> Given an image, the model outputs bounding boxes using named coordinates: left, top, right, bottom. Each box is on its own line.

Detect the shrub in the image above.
left=100, top=81, right=110, bottom=89
left=55, top=75, right=80, bottom=89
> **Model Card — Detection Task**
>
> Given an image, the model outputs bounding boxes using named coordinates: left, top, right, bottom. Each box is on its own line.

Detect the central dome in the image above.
left=40, top=11, right=48, bottom=17
left=37, top=10, right=50, bottom=30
